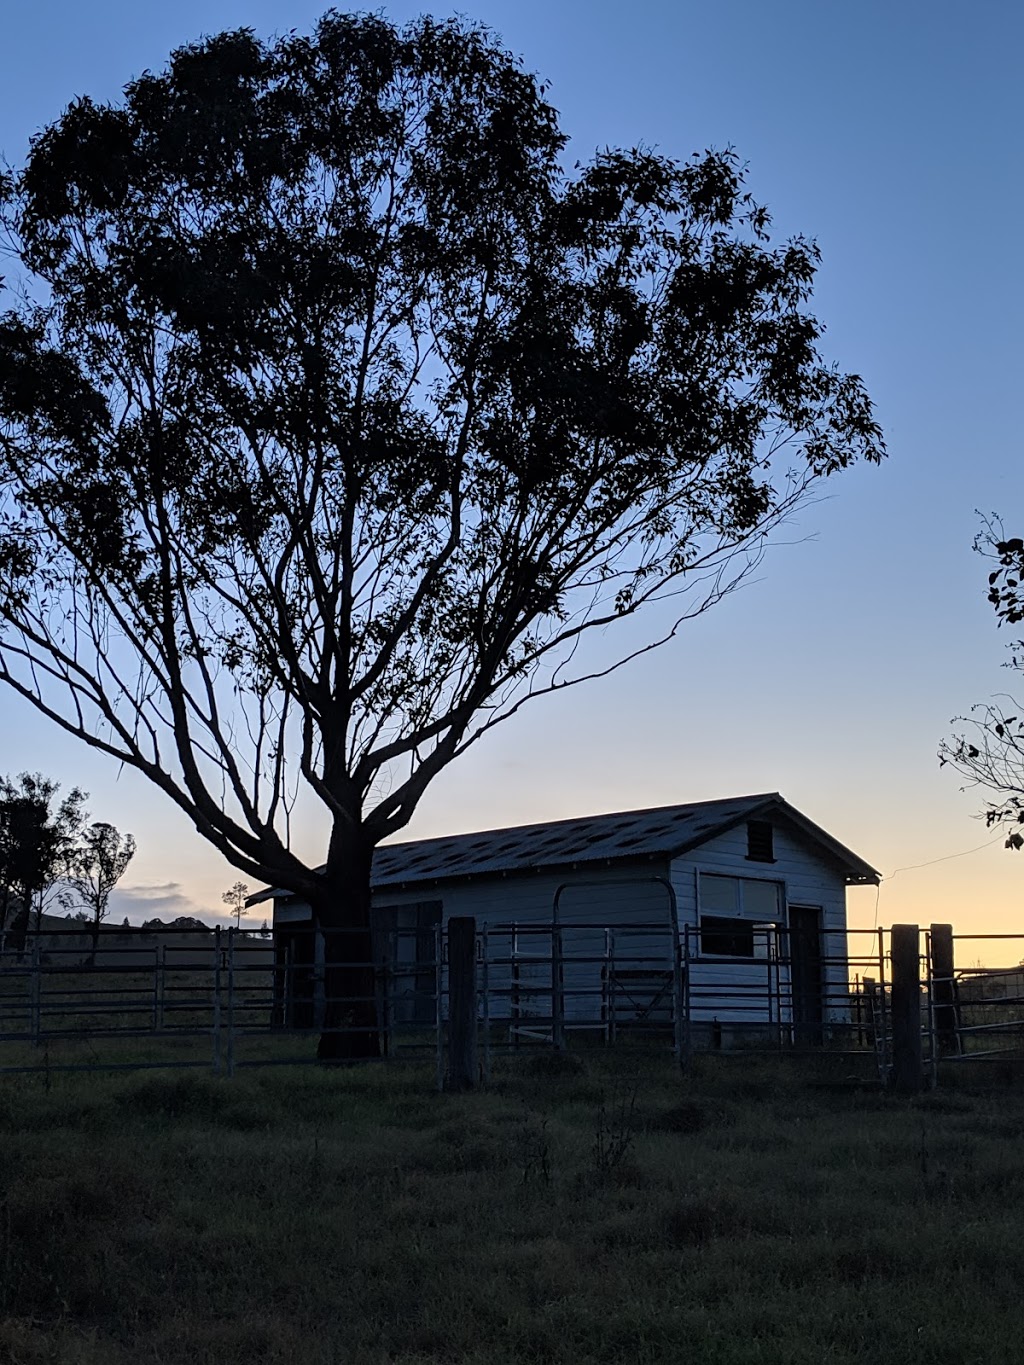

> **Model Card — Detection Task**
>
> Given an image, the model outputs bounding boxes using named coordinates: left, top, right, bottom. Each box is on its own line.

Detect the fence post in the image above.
left=876, top=928, right=890, bottom=1081
left=551, top=925, right=565, bottom=1053
left=226, top=927, right=236, bottom=1079
left=890, top=923, right=923, bottom=1092
left=434, top=922, right=445, bottom=1093
left=155, top=944, right=166, bottom=1030
left=511, top=923, right=520, bottom=1049
left=446, top=917, right=477, bottom=1090
left=682, top=925, right=692, bottom=1072
left=671, top=926, right=685, bottom=1066
left=929, top=923, right=960, bottom=1056
left=212, top=925, right=222, bottom=1075
left=30, top=938, right=41, bottom=1046
left=480, top=929, right=490, bottom=1085
left=380, top=927, right=392, bottom=1061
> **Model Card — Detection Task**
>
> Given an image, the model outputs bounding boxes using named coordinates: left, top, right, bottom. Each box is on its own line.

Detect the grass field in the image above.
left=1, top=1045, right=1023, bottom=1364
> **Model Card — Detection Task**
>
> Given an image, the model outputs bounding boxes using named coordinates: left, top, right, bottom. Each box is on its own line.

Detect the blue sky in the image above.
left=1, top=1, right=1021, bottom=941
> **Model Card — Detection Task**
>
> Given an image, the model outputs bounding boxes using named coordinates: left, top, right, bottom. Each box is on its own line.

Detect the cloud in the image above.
left=108, top=882, right=215, bottom=926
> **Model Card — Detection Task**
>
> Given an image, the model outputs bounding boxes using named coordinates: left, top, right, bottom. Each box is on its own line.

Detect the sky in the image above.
left=0, top=1, right=1021, bottom=949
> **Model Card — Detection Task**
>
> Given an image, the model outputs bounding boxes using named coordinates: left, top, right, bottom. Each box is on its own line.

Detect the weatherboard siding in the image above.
left=376, top=862, right=675, bottom=1023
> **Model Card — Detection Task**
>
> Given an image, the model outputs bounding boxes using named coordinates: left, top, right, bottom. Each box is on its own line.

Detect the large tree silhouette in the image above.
left=0, top=13, right=883, bottom=1058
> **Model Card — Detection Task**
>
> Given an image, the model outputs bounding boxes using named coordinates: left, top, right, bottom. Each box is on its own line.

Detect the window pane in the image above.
left=700, top=875, right=739, bottom=914
left=742, top=879, right=781, bottom=921
left=700, top=916, right=755, bottom=957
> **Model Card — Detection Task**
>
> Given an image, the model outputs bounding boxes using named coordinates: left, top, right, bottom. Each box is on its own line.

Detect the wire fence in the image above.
left=0, top=920, right=1019, bottom=1086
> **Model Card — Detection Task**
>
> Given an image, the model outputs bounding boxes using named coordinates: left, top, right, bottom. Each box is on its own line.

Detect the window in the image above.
left=697, top=874, right=782, bottom=958
left=746, top=820, right=774, bottom=862
left=700, top=874, right=781, bottom=921
left=700, top=916, right=755, bottom=958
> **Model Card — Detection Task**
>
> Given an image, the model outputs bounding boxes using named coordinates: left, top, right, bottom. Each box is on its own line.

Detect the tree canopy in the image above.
left=61, top=820, right=136, bottom=960
left=0, top=13, right=883, bottom=1052
left=0, top=772, right=88, bottom=940
left=941, top=518, right=1024, bottom=846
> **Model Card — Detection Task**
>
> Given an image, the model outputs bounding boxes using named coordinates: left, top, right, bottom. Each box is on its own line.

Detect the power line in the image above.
left=872, top=831, right=1007, bottom=928
left=886, top=831, right=1007, bottom=879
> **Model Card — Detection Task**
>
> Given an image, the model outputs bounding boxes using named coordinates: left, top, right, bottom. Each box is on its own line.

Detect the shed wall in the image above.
left=376, top=862, right=675, bottom=1025
left=670, top=819, right=850, bottom=1027
left=270, top=819, right=856, bottom=1034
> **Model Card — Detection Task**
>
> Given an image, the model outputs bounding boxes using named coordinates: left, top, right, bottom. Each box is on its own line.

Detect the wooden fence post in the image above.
left=434, top=922, right=444, bottom=1093
left=480, top=930, right=490, bottom=1085
left=446, top=917, right=477, bottom=1091
left=226, top=928, right=236, bottom=1079
left=212, top=925, right=222, bottom=1076
left=929, top=923, right=960, bottom=1055
left=30, top=938, right=41, bottom=1046
left=156, top=943, right=166, bottom=1030
left=890, top=923, right=923, bottom=1092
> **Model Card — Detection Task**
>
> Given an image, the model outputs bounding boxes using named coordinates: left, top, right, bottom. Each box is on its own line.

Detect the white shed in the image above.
left=256, top=793, right=878, bottom=1040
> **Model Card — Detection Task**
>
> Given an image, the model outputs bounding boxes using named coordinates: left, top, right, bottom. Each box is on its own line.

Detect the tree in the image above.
left=222, top=880, right=250, bottom=930
left=0, top=773, right=88, bottom=946
left=941, top=517, right=1024, bottom=846
left=61, top=821, right=136, bottom=963
left=0, top=14, right=884, bottom=1059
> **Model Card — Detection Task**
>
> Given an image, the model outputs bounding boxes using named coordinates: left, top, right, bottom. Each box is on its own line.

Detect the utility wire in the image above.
left=872, top=831, right=1007, bottom=928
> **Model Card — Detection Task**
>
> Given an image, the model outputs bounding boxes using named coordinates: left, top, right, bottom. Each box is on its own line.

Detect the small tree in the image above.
left=0, top=773, right=88, bottom=946
left=0, top=15, right=883, bottom=1057
left=942, top=517, right=1024, bottom=845
left=62, top=821, right=136, bottom=963
left=222, top=880, right=250, bottom=930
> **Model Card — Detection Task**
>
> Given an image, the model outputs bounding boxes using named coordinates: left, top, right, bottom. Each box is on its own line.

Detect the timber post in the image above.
left=446, top=917, right=477, bottom=1090
left=929, top=923, right=960, bottom=1056
left=890, top=923, right=923, bottom=1093
left=212, top=925, right=222, bottom=1075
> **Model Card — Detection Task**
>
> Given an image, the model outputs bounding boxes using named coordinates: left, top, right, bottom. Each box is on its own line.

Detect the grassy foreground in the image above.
left=0, top=1047, right=1023, bottom=1364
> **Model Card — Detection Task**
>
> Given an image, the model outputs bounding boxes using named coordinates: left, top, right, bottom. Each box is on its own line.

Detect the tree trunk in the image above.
left=90, top=909, right=100, bottom=968
left=8, top=898, right=29, bottom=956
left=314, top=835, right=382, bottom=1064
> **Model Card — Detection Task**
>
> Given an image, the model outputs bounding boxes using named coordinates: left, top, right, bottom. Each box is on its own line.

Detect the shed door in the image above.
left=788, top=905, right=823, bottom=1045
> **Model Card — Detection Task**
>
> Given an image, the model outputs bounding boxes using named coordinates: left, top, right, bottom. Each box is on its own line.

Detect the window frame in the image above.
left=693, top=870, right=787, bottom=960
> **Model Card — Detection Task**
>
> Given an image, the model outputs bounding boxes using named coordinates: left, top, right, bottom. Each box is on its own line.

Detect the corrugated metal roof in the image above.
left=369, top=793, right=779, bottom=887
left=248, top=793, right=879, bottom=907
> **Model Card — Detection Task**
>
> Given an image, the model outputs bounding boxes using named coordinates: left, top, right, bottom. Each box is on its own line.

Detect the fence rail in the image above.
left=0, top=919, right=1018, bottom=1089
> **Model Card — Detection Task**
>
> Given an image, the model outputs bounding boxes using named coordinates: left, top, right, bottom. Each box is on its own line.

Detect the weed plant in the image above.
left=0, top=1045, right=1022, bottom=1363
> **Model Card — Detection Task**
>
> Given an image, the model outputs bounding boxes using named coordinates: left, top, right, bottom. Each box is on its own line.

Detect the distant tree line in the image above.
left=0, top=772, right=134, bottom=960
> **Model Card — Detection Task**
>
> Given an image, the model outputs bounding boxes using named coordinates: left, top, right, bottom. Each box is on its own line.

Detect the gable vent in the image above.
left=746, top=820, right=775, bottom=863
